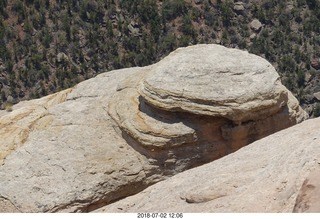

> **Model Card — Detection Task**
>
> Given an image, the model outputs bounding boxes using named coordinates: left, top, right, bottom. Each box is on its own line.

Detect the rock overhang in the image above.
left=138, top=44, right=288, bottom=123
left=108, top=44, right=307, bottom=150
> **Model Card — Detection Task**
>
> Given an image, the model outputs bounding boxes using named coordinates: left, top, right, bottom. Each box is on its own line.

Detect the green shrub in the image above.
left=4, top=102, right=13, bottom=112
left=314, top=103, right=320, bottom=117
left=162, top=0, right=187, bottom=21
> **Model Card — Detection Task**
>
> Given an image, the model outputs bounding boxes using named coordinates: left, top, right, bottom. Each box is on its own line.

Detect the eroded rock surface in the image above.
left=95, top=118, right=320, bottom=213
left=109, top=44, right=307, bottom=163
left=0, top=69, right=151, bottom=212
left=0, top=45, right=307, bottom=212
left=293, top=167, right=320, bottom=213
left=139, top=45, right=293, bottom=122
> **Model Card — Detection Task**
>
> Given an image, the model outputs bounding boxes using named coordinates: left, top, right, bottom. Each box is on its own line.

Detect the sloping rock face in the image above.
left=0, top=44, right=307, bottom=212
left=0, top=69, right=151, bottom=213
left=95, top=118, right=320, bottom=213
left=293, top=168, right=320, bottom=213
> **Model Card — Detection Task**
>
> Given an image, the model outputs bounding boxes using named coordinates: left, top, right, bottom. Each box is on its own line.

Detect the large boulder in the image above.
left=95, top=118, right=320, bottom=213
left=110, top=44, right=307, bottom=162
left=140, top=44, right=289, bottom=122
left=0, top=44, right=307, bottom=212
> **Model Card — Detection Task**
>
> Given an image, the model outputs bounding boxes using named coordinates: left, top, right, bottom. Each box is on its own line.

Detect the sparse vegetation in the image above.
left=314, top=103, right=320, bottom=117
left=4, top=102, right=13, bottom=112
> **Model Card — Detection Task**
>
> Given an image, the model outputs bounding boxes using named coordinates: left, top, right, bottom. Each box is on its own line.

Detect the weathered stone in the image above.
left=293, top=168, right=320, bottom=213
left=250, top=19, right=262, bottom=32
left=139, top=44, right=303, bottom=123
left=6, top=95, right=14, bottom=103
left=95, top=118, right=320, bottom=213
left=250, top=33, right=256, bottom=40
left=109, top=45, right=306, bottom=169
left=109, top=89, right=198, bottom=148
left=314, top=91, right=320, bottom=101
left=234, top=2, right=245, bottom=12
left=0, top=89, right=72, bottom=165
left=305, top=72, right=313, bottom=83
left=0, top=44, right=308, bottom=213
left=108, top=67, right=198, bottom=148
left=0, top=70, right=151, bottom=213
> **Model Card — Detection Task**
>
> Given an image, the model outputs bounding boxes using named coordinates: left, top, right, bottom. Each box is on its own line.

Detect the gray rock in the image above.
left=6, top=95, right=14, bottom=103
left=314, top=91, right=320, bottom=101
left=234, top=2, right=245, bottom=12
left=250, top=33, right=256, bottom=40
left=56, top=52, right=69, bottom=63
left=250, top=19, right=262, bottom=32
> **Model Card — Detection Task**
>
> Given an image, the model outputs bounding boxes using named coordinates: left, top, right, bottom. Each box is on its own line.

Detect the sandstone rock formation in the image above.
left=0, top=44, right=307, bottom=212
left=293, top=168, right=320, bottom=213
left=0, top=69, right=151, bottom=213
left=95, top=118, right=320, bottom=213
left=109, top=44, right=307, bottom=166
left=140, top=45, right=291, bottom=122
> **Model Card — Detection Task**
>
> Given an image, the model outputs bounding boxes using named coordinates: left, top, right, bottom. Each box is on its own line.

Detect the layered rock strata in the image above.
left=108, top=44, right=307, bottom=169
left=0, top=45, right=307, bottom=212
left=96, top=117, right=320, bottom=213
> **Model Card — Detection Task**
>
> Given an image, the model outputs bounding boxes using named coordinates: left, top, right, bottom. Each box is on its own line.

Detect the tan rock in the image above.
left=293, top=168, right=320, bottom=212
left=108, top=68, right=198, bottom=148
left=108, top=45, right=307, bottom=174
left=139, top=44, right=294, bottom=123
left=0, top=89, right=72, bottom=165
left=0, top=70, right=151, bottom=213
left=0, top=45, right=308, bottom=213
left=95, top=118, right=320, bottom=213
left=108, top=88, right=198, bottom=148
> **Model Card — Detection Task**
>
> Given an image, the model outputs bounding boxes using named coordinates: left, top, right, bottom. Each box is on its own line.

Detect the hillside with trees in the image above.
left=1, top=0, right=320, bottom=116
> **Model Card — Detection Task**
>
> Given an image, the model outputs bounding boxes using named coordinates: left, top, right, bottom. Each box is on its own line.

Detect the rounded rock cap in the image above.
left=139, top=44, right=287, bottom=122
